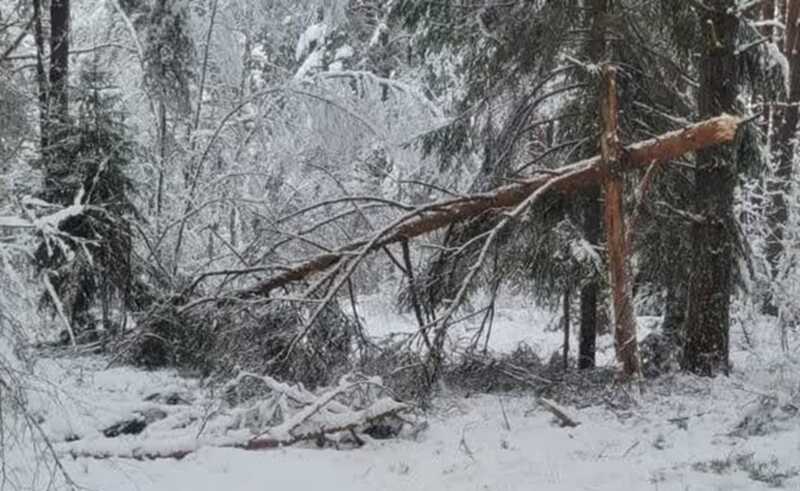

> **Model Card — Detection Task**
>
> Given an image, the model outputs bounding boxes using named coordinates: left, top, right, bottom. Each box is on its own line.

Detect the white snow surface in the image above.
left=295, top=23, right=327, bottom=61
left=5, top=297, right=800, bottom=491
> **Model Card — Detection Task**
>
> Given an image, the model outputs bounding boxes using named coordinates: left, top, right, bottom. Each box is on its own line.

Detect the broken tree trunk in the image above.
left=232, top=115, right=740, bottom=300
left=599, top=65, right=641, bottom=380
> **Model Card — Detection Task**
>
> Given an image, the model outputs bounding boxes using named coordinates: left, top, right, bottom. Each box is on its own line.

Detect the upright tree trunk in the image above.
left=156, top=99, right=166, bottom=226
left=32, top=0, right=49, bottom=151
left=683, top=1, right=739, bottom=375
left=579, top=193, right=600, bottom=369
left=42, top=0, right=71, bottom=205
left=758, top=0, right=778, bottom=314
left=600, top=65, right=641, bottom=379
left=563, top=287, right=570, bottom=370
left=766, top=1, right=800, bottom=306
left=578, top=0, right=613, bottom=370
left=49, top=0, right=69, bottom=123
left=761, top=0, right=776, bottom=40
left=662, top=282, right=687, bottom=347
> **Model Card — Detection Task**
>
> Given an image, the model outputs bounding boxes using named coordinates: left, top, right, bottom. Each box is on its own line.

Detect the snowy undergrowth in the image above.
left=5, top=299, right=800, bottom=491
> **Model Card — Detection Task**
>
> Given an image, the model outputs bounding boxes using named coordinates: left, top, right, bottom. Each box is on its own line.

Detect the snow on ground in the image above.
left=357, top=293, right=633, bottom=365
left=4, top=298, right=800, bottom=491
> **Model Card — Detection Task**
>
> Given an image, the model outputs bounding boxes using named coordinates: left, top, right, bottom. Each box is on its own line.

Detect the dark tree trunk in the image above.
left=662, top=282, right=687, bottom=348
left=32, top=0, right=49, bottom=151
left=578, top=190, right=600, bottom=370
left=683, top=1, right=739, bottom=376
left=761, top=0, right=776, bottom=39
left=757, top=0, right=775, bottom=152
left=41, top=0, right=71, bottom=205
left=578, top=0, right=612, bottom=370
left=49, top=0, right=70, bottom=122
left=766, top=1, right=800, bottom=308
left=563, top=287, right=570, bottom=371
left=157, top=99, right=166, bottom=223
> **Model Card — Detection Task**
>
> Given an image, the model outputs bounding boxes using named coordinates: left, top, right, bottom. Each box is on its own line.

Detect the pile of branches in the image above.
left=115, top=297, right=355, bottom=389
left=61, top=371, right=413, bottom=460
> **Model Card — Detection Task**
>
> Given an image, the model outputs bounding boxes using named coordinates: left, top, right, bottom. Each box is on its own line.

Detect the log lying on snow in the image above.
left=238, top=115, right=740, bottom=298
left=63, top=398, right=409, bottom=461
left=63, top=372, right=412, bottom=461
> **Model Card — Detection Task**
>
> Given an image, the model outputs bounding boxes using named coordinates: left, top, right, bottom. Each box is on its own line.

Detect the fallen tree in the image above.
left=130, top=113, right=743, bottom=394
left=233, top=114, right=741, bottom=299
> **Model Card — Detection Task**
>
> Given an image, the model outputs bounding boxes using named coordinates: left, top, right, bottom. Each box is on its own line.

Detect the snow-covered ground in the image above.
left=3, top=297, right=799, bottom=491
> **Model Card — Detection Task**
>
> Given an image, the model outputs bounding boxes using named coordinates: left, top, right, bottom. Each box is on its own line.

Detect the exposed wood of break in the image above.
left=599, top=65, right=641, bottom=379
left=239, top=114, right=741, bottom=298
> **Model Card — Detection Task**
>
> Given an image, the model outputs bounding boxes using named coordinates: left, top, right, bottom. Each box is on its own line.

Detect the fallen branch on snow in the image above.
left=59, top=372, right=412, bottom=460
left=538, top=397, right=580, bottom=428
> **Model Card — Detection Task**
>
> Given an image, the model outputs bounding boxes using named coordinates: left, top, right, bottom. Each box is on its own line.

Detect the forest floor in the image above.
left=5, top=296, right=800, bottom=491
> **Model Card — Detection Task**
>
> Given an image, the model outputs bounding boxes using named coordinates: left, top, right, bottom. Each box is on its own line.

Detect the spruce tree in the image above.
left=36, top=66, right=138, bottom=336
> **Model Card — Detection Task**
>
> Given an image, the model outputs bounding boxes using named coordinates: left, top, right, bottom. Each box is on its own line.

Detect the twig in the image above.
left=458, top=426, right=476, bottom=461
left=498, top=396, right=511, bottom=431
left=538, top=398, right=580, bottom=428
left=621, top=440, right=640, bottom=457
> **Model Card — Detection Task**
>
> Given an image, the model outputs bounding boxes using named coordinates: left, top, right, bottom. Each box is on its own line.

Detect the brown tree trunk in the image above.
left=599, top=65, right=641, bottom=379
left=683, top=1, right=739, bottom=376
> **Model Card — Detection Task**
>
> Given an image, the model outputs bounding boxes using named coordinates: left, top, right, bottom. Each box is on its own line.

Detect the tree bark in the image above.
left=662, top=281, right=687, bottom=348
left=682, top=1, right=739, bottom=376
left=40, top=0, right=71, bottom=205
left=766, top=0, right=800, bottom=303
left=578, top=192, right=600, bottom=369
left=578, top=0, right=613, bottom=370
left=599, top=65, right=641, bottom=379
left=562, top=287, right=570, bottom=371
left=32, top=0, right=49, bottom=152
left=761, top=0, right=776, bottom=40
left=234, top=115, right=741, bottom=299
left=49, top=0, right=70, bottom=121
